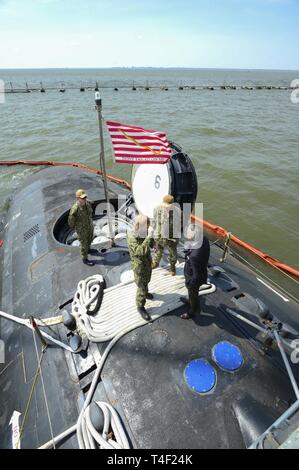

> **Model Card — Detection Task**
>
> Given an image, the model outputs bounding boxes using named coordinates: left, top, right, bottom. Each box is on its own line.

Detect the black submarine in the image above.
left=0, top=143, right=299, bottom=450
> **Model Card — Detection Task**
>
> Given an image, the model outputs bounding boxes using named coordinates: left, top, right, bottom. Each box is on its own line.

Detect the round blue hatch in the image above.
left=212, top=341, right=243, bottom=372
left=184, top=359, right=217, bottom=395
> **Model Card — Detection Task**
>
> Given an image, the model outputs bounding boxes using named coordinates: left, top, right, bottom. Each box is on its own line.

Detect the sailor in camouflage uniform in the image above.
left=152, top=194, right=182, bottom=276
left=68, top=189, right=95, bottom=266
left=127, top=214, right=155, bottom=322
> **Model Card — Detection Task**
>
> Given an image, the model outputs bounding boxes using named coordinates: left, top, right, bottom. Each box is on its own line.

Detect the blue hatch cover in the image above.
left=212, top=341, right=243, bottom=372
left=184, top=359, right=217, bottom=395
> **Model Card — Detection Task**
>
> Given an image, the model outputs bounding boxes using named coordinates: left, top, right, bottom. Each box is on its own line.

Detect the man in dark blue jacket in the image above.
left=180, top=224, right=210, bottom=320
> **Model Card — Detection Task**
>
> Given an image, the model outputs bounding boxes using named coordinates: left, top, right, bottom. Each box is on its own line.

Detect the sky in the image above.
left=0, top=0, right=298, bottom=69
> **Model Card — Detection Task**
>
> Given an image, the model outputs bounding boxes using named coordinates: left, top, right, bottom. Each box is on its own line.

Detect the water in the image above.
left=0, top=68, right=298, bottom=269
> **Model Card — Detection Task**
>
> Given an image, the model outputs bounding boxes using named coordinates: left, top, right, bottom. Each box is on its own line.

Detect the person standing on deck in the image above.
left=127, top=215, right=155, bottom=322
left=68, top=189, right=95, bottom=266
left=180, top=224, right=210, bottom=320
left=151, top=194, right=182, bottom=276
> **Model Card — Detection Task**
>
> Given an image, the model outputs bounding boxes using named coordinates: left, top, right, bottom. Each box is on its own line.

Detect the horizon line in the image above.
left=1, top=66, right=299, bottom=72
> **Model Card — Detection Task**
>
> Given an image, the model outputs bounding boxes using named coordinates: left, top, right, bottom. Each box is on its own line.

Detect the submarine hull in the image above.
left=0, top=166, right=299, bottom=449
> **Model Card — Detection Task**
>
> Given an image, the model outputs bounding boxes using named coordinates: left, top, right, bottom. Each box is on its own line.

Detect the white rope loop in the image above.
left=72, top=274, right=104, bottom=317
left=78, top=402, right=130, bottom=449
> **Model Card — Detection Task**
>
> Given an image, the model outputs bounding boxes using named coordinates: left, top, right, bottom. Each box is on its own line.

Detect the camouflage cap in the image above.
left=163, top=194, right=174, bottom=205
left=76, top=189, right=87, bottom=199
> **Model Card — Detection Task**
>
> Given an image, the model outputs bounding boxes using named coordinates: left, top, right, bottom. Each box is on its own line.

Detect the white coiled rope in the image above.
left=71, top=270, right=216, bottom=343
left=71, top=274, right=108, bottom=341
left=77, top=402, right=130, bottom=449
left=72, top=274, right=104, bottom=317
left=39, top=328, right=135, bottom=449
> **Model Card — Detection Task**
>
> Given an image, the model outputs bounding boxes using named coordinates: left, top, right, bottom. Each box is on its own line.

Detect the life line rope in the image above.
left=0, top=310, right=73, bottom=352
left=0, top=159, right=298, bottom=279
left=193, top=214, right=299, bottom=279
left=39, top=327, right=137, bottom=449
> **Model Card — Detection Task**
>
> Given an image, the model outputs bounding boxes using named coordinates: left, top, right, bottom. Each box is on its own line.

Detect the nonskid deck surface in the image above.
left=97, top=270, right=297, bottom=449
left=0, top=166, right=299, bottom=449
left=0, top=245, right=299, bottom=449
left=81, top=248, right=299, bottom=449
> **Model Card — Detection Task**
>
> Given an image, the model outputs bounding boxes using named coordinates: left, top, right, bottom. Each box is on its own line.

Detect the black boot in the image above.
left=146, top=293, right=154, bottom=300
left=89, top=248, right=99, bottom=255
left=83, top=258, right=95, bottom=266
left=137, top=306, right=151, bottom=322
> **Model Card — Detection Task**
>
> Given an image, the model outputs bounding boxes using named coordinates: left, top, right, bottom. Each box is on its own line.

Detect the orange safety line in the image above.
left=0, top=160, right=131, bottom=189
left=192, top=215, right=299, bottom=279
left=0, top=159, right=298, bottom=279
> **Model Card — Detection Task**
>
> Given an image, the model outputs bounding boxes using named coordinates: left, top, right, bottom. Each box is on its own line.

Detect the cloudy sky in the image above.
left=0, top=0, right=298, bottom=69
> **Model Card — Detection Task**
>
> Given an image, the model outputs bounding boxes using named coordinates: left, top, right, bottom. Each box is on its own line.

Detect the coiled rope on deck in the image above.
left=39, top=270, right=216, bottom=449
left=71, top=266, right=216, bottom=343
left=39, top=327, right=136, bottom=449
left=77, top=402, right=130, bottom=449
left=3, top=270, right=216, bottom=449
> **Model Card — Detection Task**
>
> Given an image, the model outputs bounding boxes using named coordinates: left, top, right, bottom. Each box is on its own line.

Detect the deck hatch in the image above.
left=212, top=341, right=243, bottom=372
left=184, top=359, right=217, bottom=395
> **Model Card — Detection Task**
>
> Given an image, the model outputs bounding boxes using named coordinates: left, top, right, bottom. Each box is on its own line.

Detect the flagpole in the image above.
left=95, top=91, right=114, bottom=242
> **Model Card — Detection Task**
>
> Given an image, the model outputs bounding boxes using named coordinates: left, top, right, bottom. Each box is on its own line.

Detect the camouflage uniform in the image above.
left=152, top=203, right=181, bottom=271
left=68, top=201, right=94, bottom=259
left=127, top=230, right=152, bottom=308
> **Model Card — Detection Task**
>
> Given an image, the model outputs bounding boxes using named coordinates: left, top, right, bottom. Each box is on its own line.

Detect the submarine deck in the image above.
left=1, top=243, right=299, bottom=449
left=1, top=166, right=299, bottom=449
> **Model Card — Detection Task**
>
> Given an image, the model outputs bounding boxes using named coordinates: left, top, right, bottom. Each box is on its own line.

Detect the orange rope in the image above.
left=192, top=215, right=299, bottom=279
left=0, top=159, right=298, bottom=279
left=0, top=160, right=131, bottom=189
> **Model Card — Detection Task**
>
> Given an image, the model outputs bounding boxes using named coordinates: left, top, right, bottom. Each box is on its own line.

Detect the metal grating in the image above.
left=23, top=224, right=40, bottom=243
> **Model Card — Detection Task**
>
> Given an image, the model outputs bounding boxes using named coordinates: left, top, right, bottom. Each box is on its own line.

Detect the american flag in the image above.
left=106, top=121, right=172, bottom=164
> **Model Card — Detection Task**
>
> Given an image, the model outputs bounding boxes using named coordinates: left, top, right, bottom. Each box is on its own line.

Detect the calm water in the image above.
left=0, top=68, right=298, bottom=268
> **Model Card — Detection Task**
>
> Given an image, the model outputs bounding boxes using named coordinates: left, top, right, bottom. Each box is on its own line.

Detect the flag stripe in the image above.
left=109, top=130, right=168, bottom=139
left=113, top=145, right=170, bottom=151
left=109, top=133, right=169, bottom=144
left=111, top=138, right=170, bottom=146
left=114, top=157, right=169, bottom=163
left=115, top=151, right=171, bottom=156
left=106, top=120, right=172, bottom=165
left=106, top=121, right=162, bottom=134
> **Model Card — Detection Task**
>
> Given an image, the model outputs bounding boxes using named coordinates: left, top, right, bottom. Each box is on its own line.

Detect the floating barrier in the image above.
left=1, top=83, right=298, bottom=94
left=0, top=159, right=298, bottom=279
